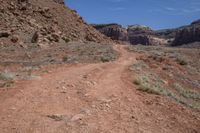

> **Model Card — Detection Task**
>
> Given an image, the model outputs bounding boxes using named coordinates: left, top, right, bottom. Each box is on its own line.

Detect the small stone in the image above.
left=67, top=84, right=75, bottom=88
left=90, top=81, right=97, bottom=86
left=62, top=86, right=67, bottom=90
left=9, top=107, right=16, bottom=110
left=61, top=91, right=67, bottom=93
left=91, top=105, right=96, bottom=108
left=11, top=35, right=19, bottom=43
left=51, top=33, right=60, bottom=42
left=71, top=114, right=84, bottom=121
left=31, top=31, right=39, bottom=43
left=47, top=114, right=64, bottom=121
left=99, top=98, right=112, bottom=103
left=0, top=31, right=10, bottom=38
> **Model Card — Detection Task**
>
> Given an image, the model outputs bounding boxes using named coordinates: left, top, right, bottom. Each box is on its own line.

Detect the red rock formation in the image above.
left=172, top=20, right=200, bottom=46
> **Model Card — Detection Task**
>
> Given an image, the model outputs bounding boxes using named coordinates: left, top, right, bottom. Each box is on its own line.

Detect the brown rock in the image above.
left=0, top=31, right=10, bottom=38
left=51, top=33, right=60, bottom=42
left=11, top=35, right=19, bottom=43
left=31, top=31, right=39, bottom=43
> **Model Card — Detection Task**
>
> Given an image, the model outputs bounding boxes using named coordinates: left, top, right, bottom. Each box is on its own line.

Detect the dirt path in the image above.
left=0, top=45, right=199, bottom=133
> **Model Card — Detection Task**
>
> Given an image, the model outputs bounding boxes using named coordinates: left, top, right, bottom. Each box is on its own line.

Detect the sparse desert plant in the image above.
left=129, top=45, right=200, bottom=109
left=129, top=61, right=149, bottom=72
left=62, top=56, right=69, bottom=62
left=62, top=37, right=70, bottom=43
left=101, top=56, right=111, bottom=62
left=175, top=56, right=188, bottom=65
left=0, top=71, right=15, bottom=80
left=133, top=79, right=141, bottom=85
left=133, top=75, right=171, bottom=96
left=0, top=81, right=14, bottom=88
left=173, top=83, right=200, bottom=100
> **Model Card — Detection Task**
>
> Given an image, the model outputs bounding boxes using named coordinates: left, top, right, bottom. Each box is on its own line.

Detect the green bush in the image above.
left=173, top=83, right=200, bottom=100
left=101, top=56, right=111, bottom=62
left=62, top=56, right=69, bottom=62
left=0, top=71, right=15, bottom=80
left=133, top=75, right=171, bottom=96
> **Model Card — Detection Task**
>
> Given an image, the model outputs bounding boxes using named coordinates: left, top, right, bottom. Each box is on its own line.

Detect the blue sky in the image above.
left=65, top=0, right=200, bottom=30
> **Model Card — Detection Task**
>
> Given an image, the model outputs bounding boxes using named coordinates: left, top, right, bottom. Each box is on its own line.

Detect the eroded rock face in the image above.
left=92, top=24, right=128, bottom=41
left=93, top=24, right=165, bottom=45
left=127, top=25, right=159, bottom=45
left=172, top=20, right=200, bottom=46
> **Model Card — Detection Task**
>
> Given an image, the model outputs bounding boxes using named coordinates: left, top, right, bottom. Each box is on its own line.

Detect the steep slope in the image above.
left=0, top=0, right=110, bottom=45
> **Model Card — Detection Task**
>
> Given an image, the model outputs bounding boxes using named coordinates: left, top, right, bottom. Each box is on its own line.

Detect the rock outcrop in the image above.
left=92, top=24, right=128, bottom=41
left=127, top=25, right=163, bottom=45
left=93, top=24, right=166, bottom=45
left=172, top=20, right=200, bottom=46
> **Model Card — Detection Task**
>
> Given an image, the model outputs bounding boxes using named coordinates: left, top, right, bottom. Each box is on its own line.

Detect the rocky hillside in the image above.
left=172, top=19, right=200, bottom=46
left=0, top=0, right=118, bottom=88
left=0, top=0, right=110, bottom=46
left=93, top=24, right=167, bottom=45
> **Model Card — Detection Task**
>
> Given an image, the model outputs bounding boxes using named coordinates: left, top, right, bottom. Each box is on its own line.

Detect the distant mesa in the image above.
left=92, top=19, right=200, bottom=46
left=92, top=23, right=128, bottom=41
left=172, top=19, right=200, bottom=46
left=92, top=24, right=167, bottom=45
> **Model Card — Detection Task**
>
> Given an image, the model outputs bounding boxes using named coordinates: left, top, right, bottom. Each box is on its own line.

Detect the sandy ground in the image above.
left=0, top=45, right=199, bottom=133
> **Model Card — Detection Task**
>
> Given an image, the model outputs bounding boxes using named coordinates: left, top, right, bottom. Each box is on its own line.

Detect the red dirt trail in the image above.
left=0, top=45, right=199, bottom=133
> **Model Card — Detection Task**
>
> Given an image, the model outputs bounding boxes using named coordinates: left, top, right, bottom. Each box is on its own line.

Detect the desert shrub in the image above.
left=176, top=58, right=188, bottom=65
left=62, top=56, right=69, bottom=62
left=173, top=83, right=200, bottom=100
left=133, top=75, right=171, bottom=96
left=0, top=81, right=14, bottom=88
left=62, top=37, right=70, bottom=43
left=0, top=71, right=15, bottom=80
left=101, top=56, right=111, bottom=62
